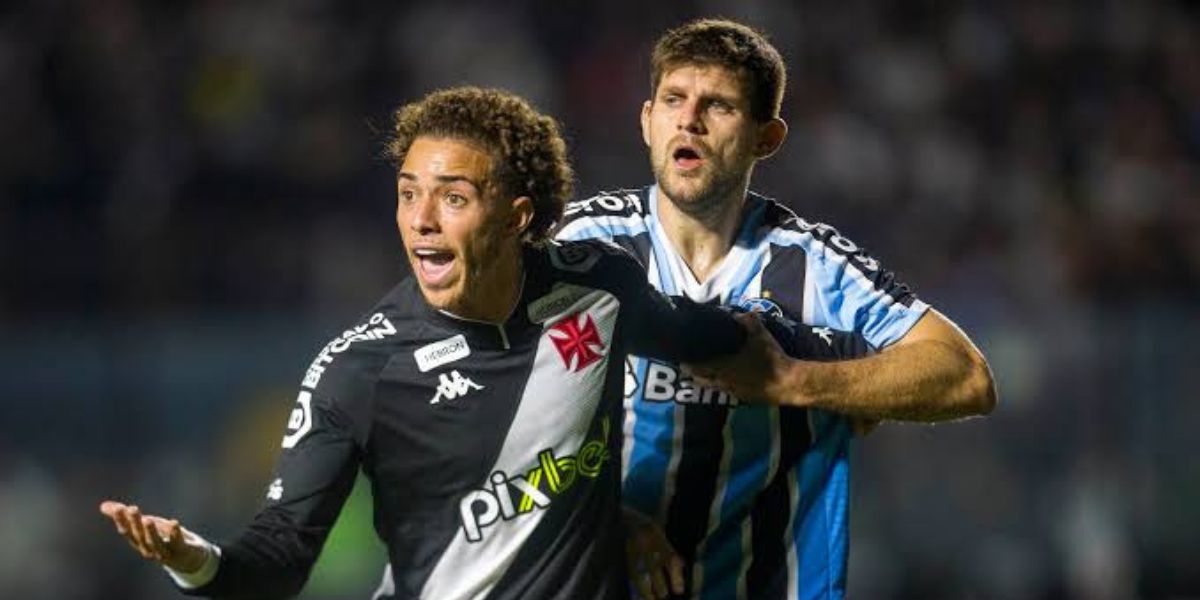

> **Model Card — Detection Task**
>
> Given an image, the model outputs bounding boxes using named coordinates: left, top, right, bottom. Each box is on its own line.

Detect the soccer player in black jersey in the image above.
left=98, top=87, right=861, bottom=600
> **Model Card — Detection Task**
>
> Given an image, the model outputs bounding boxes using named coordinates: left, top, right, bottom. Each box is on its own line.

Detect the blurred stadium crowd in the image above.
left=2, top=1, right=1198, bottom=598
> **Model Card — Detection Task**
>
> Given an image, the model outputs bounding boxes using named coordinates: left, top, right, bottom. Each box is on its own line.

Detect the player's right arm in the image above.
left=688, top=218, right=996, bottom=421
left=100, top=335, right=379, bottom=598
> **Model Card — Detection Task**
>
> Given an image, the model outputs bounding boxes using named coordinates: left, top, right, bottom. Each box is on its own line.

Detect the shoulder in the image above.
left=534, top=240, right=649, bottom=301
left=752, top=195, right=885, bottom=274
left=299, top=284, right=412, bottom=393
left=283, top=286, right=410, bottom=448
left=563, top=187, right=650, bottom=220
left=556, top=187, right=651, bottom=241
left=542, top=238, right=641, bottom=276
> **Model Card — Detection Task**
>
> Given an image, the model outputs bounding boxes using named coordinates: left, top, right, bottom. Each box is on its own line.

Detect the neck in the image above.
left=655, top=186, right=747, bottom=283
left=455, top=245, right=525, bottom=324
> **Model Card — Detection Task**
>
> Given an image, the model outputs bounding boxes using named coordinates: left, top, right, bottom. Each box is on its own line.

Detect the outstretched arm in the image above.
left=98, top=415, right=360, bottom=598
left=98, top=343, right=376, bottom=597
left=689, top=310, right=996, bottom=421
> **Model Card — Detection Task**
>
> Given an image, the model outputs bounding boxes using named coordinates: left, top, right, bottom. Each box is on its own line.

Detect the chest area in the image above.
left=369, top=288, right=625, bottom=482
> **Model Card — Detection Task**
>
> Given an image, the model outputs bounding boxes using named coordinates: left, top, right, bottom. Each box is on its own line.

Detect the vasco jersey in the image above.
left=179, top=241, right=750, bottom=600
left=556, top=186, right=930, bottom=600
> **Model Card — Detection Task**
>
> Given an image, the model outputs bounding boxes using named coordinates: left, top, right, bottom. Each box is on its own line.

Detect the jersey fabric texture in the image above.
left=179, top=241, right=749, bottom=600
left=556, top=186, right=930, bottom=600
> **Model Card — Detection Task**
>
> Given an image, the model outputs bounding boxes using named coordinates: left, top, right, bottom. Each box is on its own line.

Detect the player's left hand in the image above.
left=99, top=500, right=210, bottom=574
left=624, top=508, right=685, bottom=599
left=684, top=313, right=799, bottom=404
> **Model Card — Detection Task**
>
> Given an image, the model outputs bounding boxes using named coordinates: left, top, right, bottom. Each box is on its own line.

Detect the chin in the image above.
left=662, top=178, right=710, bottom=205
left=416, top=283, right=464, bottom=312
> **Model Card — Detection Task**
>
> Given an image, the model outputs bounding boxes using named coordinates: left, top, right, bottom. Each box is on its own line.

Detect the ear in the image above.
left=509, top=196, right=535, bottom=236
left=754, top=117, right=788, bottom=159
left=640, top=100, right=653, bottom=148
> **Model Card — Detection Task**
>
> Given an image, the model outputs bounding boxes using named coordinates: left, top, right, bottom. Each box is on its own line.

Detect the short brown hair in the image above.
left=650, top=19, right=786, bottom=122
left=385, top=87, right=574, bottom=243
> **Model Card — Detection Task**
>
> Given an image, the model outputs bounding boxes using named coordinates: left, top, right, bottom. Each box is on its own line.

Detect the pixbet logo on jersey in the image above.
left=459, top=419, right=611, bottom=542
left=548, top=312, right=606, bottom=372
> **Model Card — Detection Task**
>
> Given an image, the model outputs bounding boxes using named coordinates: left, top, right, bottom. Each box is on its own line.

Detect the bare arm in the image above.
left=688, top=309, right=996, bottom=421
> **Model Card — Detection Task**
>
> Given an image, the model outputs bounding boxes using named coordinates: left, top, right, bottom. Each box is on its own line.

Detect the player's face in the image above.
left=641, top=64, right=778, bottom=217
left=396, top=137, right=530, bottom=319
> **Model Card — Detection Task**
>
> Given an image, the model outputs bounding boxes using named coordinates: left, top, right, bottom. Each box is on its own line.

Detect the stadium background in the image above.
left=2, top=0, right=1198, bottom=598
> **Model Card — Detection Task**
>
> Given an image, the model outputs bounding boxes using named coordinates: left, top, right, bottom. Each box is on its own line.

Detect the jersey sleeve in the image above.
left=760, top=316, right=871, bottom=361
left=625, top=291, right=748, bottom=363
left=554, top=190, right=649, bottom=244
left=602, top=251, right=746, bottom=362
left=545, top=238, right=745, bottom=362
left=786, top=220, right=930, bottom=349
left=183, top=335, right=381, bottom=598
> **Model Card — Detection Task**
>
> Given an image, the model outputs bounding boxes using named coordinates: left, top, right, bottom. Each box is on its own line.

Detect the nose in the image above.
left=400, top=193, right=439, bottom=236
left=677, top=98, right=705, bottom=135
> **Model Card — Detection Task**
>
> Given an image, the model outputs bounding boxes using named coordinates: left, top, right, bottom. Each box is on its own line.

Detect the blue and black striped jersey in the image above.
left=557, top=185, right=929, bottom=600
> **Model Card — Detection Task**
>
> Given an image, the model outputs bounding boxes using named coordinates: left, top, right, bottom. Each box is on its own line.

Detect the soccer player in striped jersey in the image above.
left=556, top=19, right=997, bottom=600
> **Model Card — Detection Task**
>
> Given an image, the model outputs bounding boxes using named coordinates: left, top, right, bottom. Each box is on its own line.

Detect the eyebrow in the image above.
left=659, top=85, right=740, bottom=105
left=397, top=172, right=485, bottom=191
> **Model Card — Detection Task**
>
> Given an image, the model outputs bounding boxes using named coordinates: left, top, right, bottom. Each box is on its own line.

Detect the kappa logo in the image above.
left=266, top=478, right=284, bottom=501
left=548, top=312, right=606, bottom=372
left=430, top=370, right=483, bottom=404
left=812, top=326, right=834, bottom=346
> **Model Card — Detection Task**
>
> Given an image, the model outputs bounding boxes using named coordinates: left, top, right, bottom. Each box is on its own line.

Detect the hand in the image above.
left=684, top=313, right=802, bottom=405
left=99, top=500, right=210, bottom=574
left=624, top=508, right=685, bottom=599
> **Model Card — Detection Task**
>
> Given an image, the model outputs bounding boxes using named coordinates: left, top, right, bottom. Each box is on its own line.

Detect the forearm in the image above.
left=780, top=337, right=995, bottom=421
left=628, top=294, right=745, bottom=362
left=186, top=516, right=324, bottom=598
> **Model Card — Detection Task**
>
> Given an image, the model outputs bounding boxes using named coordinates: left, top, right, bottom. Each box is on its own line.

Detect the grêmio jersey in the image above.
left=181, top=240, right=752, bottom=600
left=556, top=186, right=930, bottom=600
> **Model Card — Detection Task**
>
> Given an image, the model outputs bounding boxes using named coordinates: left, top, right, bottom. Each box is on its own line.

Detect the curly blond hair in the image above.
left=385, top=87, right=574, bottom=243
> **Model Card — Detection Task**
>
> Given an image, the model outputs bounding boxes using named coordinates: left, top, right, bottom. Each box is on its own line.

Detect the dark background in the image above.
left=2, top=1, right=1198, bottom=598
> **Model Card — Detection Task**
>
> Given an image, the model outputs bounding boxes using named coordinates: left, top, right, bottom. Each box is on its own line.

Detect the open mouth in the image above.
left=673, top=146, right=704, bottom=170
left=413, top=248, right=456, bottom=285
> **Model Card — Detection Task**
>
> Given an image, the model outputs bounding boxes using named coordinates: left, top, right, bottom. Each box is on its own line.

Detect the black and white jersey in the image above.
left=182, top=240, right=748, bottom=600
